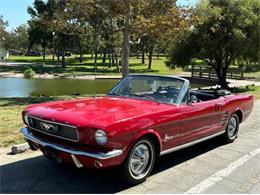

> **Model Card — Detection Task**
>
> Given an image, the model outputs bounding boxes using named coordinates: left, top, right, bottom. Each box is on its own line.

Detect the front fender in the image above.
left=125, top=129, right=163, bottom=156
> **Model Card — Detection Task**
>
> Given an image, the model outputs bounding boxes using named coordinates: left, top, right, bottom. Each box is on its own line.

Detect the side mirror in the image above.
left=188, top=95, right=198, bottom=104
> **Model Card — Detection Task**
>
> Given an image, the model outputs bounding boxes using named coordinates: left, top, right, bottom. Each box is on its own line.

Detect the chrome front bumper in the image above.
left=20, top=127, right=123, bottom=160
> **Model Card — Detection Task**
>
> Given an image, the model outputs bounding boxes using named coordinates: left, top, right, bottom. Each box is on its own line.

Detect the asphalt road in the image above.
left=1, top=101, right=260, bottom=194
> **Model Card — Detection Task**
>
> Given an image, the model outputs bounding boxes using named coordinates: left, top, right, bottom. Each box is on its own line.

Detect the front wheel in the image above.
left=223, top=113, right=239, bottom=143
left=120, top=138, right=156, bottom=185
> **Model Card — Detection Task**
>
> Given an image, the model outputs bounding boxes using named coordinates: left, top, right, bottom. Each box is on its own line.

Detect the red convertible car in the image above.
left=20, top=74, right=253, bottom=184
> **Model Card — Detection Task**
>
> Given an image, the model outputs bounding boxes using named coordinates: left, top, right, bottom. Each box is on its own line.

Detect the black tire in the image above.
left=223, top=113, right=239, bottom=143
left=120, top=137, right=156, bottom=185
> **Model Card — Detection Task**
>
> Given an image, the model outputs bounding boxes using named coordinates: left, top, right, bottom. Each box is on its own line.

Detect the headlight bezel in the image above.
left=24, top=114, right=29, bottom=125
left=95, top=129, right=108, bottom=145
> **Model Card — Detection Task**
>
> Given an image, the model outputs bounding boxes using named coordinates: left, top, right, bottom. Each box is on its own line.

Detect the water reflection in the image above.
left=0, top=77, right=208, bottom=98
left=0, top=78, right=119, bottom=97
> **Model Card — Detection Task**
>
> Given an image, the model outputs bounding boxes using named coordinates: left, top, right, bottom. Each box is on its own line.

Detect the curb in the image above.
left=11, top=143, right=30, bottom=154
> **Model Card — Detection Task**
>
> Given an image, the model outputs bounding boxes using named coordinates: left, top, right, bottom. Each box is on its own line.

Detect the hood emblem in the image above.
left=40, top=122, right=58, bottom=133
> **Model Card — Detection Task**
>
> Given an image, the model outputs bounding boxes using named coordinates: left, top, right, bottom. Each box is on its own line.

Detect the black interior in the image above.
left=190, top=90, right=218, bottom=101
left=189, top=89, right=230, bottom=102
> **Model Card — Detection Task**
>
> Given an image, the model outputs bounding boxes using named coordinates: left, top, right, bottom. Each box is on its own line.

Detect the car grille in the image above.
left=27, top=116, right=79, bottom=142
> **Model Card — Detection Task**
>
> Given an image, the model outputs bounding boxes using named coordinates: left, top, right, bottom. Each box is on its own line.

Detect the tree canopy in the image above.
left=167, top=0, right=260, bottom=89
left=0, top=15, right=9, bottom=49
left=25, top=0, right=190, bottom=75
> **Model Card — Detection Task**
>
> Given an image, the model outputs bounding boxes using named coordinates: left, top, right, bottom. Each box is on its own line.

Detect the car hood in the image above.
left=24, top=96, right=173, bottom=129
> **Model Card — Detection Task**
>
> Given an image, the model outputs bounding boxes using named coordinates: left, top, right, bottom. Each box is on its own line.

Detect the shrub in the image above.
left=23, top=68, right=36, bottom=78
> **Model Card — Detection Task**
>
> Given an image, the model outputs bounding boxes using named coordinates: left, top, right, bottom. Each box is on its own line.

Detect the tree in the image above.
left=0, top=15, right=8, bottom=49
left=28, top=20, right=52, bottom=62
left=136, top=5, right=191, bottom=69
left=28, top=0, right=55, bottom=63
left=43, top=0, right=95, bottom=67
left=103, top=0, right=182, bottom=77
left=167, top=0, right=260, bottom=89
left=5, top=24, right=30, bottom=53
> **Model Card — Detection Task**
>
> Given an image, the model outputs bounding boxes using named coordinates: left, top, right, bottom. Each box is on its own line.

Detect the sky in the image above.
left=0, top=0, right=198, bottom=32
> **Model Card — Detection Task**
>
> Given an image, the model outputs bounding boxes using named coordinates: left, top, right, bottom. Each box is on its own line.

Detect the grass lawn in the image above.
left=231, top=85, right=260, bottom=99
left=2, top=55, right=184, bottom=76
left=1, top=85, right=259, bottom=148
left=244, top=71, right=260, bottom=81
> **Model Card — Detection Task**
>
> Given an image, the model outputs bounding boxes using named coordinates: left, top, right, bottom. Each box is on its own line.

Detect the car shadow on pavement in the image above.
left=1, top=136, right=226, bottom=193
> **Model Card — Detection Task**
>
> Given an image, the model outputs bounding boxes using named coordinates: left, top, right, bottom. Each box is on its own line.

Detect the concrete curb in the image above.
left=11, top=143, right=30, bottom=154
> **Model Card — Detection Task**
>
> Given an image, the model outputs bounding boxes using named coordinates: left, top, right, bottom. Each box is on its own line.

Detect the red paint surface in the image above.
left=23, top=93, right=254, bottom=168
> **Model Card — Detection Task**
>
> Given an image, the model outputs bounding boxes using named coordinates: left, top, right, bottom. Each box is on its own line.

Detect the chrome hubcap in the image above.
left=228, top=117, right=237, bottom=137
left=130, top=144, right=150, bottom=175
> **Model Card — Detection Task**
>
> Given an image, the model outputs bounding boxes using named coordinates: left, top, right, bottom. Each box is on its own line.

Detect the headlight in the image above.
left=95, top=130, right=107, bottom=145
left=24, top=114, right=29, bottom=125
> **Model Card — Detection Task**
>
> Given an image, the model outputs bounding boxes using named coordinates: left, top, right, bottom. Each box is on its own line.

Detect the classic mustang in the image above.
left=20, top=74, right=253, bottom=184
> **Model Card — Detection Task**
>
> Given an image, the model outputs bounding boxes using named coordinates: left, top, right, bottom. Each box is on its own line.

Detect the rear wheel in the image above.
left=223, top=114, right=239, bottom=143
left=121, top=138, right=155, bottom=184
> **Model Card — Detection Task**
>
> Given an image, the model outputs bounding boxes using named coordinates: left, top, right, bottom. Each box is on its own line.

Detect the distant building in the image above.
left=0, top=48, right=9, bottom=60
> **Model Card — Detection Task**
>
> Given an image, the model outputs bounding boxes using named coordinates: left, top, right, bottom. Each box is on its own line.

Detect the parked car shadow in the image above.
left=1, top=136, right=226, bottom=193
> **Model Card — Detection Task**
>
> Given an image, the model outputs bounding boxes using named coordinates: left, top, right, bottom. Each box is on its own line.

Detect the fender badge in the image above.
left=163, top=134, right=174, bottom=142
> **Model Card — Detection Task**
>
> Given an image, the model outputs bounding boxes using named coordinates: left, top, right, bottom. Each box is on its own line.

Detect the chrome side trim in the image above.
left=160, top=131, right=225, bottom=156
left=20, top=127, right=123, bottom=160
left=27, top=115, right=79, bottom=142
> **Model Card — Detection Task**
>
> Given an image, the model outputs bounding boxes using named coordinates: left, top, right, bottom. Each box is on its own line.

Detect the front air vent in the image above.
left=221, top=112, right=229, bottom=125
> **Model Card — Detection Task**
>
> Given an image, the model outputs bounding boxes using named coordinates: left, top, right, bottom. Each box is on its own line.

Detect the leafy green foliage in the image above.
left=167, top=0, right=260, bottom=89
left=23, top=67, right=36, bottom=78
left=0, top=15, right=9, bottom=49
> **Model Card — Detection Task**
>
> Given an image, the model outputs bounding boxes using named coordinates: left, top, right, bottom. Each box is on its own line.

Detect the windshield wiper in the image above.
left=128, top=94, right=162, bottom=104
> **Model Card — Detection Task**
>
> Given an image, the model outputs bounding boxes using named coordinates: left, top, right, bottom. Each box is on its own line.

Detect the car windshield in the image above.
left=107, top=75, right=186, bottom=104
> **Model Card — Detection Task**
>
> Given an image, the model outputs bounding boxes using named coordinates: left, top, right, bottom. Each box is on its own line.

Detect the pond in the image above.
left=0, top=77, right=209, bottom=98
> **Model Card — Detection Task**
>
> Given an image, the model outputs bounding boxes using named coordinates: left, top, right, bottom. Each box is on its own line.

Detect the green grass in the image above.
left=2, top=55, right=184, bottom=76
left=244, top=71, right=260, bottom=81
left=231, top=85, right=260, bottom=99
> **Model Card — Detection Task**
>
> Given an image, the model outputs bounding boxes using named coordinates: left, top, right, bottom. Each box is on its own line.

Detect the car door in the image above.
left=175, top=98, right=224, bottom=146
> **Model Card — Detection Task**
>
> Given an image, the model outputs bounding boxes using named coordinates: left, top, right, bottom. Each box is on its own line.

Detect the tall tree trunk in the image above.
left=214, top=66, right=229, bottom=89
left=108, top=50, right=112, bottom=68
left=102, top=51, right=106, bottom=63
left=121, top=6, right=130, bottom=78
left=42, top=46, right=46, bottom=63
left=112, top=53, right=115, bottom=64
left=61, top=50, right=65, bottom=68
left=115, top=53, right=120, bottom=73
left=79, top=49, right=83, bottom=63
left=52, top=50, right=55, bottom=61
left=141, top=47, right=145, bottom=64
left=148, top=45, right=154, bottom=69
left=94, top=51, right=98, bottom=70
left=42, top=46, right=46, bottom=71
left=57, top=50, right=60, bottom=62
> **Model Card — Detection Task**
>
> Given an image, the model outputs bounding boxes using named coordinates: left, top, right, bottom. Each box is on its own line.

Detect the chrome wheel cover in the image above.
left=129, top=142, right=153, bottom=179
left=228, top=116, right=237, bottom=138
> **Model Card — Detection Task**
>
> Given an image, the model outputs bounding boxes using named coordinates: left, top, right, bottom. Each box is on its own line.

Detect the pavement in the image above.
left=0, top=101, right=260, bottom=194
